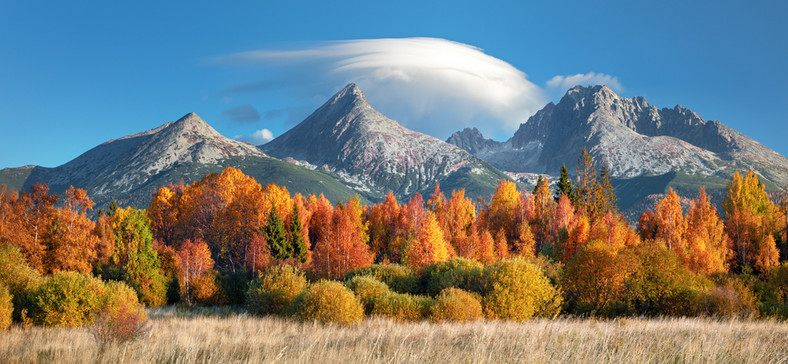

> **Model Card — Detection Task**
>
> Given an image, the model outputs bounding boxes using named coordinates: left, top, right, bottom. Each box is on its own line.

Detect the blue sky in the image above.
left=1, top=0, right=786, bottom=168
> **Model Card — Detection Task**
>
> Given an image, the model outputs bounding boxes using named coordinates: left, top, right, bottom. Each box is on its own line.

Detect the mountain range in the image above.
left=448, top=85, right=788, bottom=213
left=1, top=84, right=786, bottom=217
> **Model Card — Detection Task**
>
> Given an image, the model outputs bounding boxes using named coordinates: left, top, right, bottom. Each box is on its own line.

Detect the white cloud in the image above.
left=215, top=38, right=547, bottom=140
left=234, top=129, right=274, bottom=145
left=546, top=72, right=623, bottom=93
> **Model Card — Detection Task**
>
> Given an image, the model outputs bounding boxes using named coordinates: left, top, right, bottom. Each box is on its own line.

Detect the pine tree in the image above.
left=555, top=164, right=576, bottom=203
left=594, top=163, right=617, bottom=216
left=575, top=148, right=597, bottom=216
left=289, top=204, right=308, bottom=263
left=265, top=207, right=290, bottom=261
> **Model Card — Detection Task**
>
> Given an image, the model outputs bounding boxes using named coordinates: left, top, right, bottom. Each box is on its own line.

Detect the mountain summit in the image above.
left=449, top=85, right=788, bottom=190
left=262, top=83, right=508, bottom=199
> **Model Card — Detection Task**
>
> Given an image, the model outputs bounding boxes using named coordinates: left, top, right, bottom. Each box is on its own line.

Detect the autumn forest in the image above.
left=1, top=149, right=787, bottom=337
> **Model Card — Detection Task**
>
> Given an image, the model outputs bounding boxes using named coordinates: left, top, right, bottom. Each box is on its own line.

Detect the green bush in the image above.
left=345, top=276, right=392, bottom=314
left=344, top=264, right=418, bottom=294
left=27, top=271, right=106, bottom=327
left=0, top=246, right=43, bottom=321
left=248, top=264, right=308, bottom=315
left=0, top=285, right=12, bottom=330
left=372, top=292, right=434, bottom=321
left=216, top=269, right=250, bottom=305
left=623, top=244, right=712, bottom=317
left=483, top=258, right=562, bottom=320
left=421, top=258, right=484, bottom=297
left=430, top=288, right=482, bottom=322
left=290, top=280, right=364, bottom=325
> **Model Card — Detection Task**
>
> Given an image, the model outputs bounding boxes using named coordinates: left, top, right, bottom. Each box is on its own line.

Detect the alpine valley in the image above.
left=1, top=84, right=786, bottom=217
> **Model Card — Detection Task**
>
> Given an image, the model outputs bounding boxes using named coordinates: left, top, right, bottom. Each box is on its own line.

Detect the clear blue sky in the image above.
left=1, top=0, right=786, bottom=168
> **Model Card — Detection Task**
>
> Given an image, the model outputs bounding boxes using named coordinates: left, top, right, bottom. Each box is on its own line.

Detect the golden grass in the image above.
left=1, top=307, right=788, bottom=363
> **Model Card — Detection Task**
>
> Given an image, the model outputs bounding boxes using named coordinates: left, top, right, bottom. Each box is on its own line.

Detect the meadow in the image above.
left=1, top=307, right=787, bottom=364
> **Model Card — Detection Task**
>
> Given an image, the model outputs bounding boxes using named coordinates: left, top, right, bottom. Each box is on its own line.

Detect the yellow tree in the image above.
left=591, top=211, right=639, bottom=251
left=722, top=170, right=780, bottom=272
left=404, top=211, right=450, bottom=270
left=533, top=175, right=555, bottom=252
left=684, top=187, right=729, bottom=274
left=563, top=212, right=591, bottom=263
left=442, top=189, right=476, bottom=258
left=45, top=186, right=99, bottom=273
left=147, top=181, right=185, bottom=246
left=653, top=189, right=687, bottom=256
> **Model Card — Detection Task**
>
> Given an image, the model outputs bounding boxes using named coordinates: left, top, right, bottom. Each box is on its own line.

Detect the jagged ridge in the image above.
left=449, top=85, right=788, bottom=190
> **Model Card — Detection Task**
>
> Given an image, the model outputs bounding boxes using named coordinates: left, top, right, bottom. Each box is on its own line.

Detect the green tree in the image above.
left=575, top=148, right=597, bottom=216
left=554, top=164, right=576, bottom=203
left=288, top=205, right=308, bottom=263
left=265, top=207, right=291, bottom=261
left=108, top=207, right=168, bottom=306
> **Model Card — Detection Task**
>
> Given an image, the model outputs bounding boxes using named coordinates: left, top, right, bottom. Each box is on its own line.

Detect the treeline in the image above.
left=1, top=148, right=787, bottom=327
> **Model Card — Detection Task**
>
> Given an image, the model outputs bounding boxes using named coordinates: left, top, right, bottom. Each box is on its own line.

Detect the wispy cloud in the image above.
left=546, top=72, right=623, bottom=93
left=234, top=128, right=274, bottom=145
left=222, top=104, right=261, bottom=123
left=215, top=38, right=548, bottom=139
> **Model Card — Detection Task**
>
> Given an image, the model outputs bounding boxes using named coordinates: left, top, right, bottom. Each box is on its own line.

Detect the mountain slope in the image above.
left=1, top=113, right=365, bottom=209
left=261, top=83, right=510, bottom=201
left=449, top=85, right=788, bottom=191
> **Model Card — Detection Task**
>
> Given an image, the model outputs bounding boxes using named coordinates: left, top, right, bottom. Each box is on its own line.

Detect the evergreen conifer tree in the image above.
left=265, top=207, right=290, bottom=260
left=555, top=164, right=576, bottom=203
left=289, top=204, right=308, bottom=263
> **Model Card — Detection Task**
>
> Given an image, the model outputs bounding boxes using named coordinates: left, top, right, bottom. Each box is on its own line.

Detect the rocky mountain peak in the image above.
left=262, top=84, right=504, bottom=199
left=446, top=128, right=503, bottom=155
left=162, top=112, right=226, bottom=141
left=330, top=83, right=367, bottom=105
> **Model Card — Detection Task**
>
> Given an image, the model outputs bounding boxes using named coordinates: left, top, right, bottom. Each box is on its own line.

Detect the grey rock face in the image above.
left=26, top=113, right=267, bottom=196
left=262, top=84, right=498, bottom=198
left=449, top=85, right=788, bottom=189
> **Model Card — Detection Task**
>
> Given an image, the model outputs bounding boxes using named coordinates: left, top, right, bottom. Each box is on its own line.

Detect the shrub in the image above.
left=102, top=281, right=144, bottom=316
left=189, top=270, right=226, bottom=306
left=91, top=281, right=148, bottom=348
left=0, top=285, right=12, bottom=330
left=290, top=280, right=364, bottom=325
left=345, top=276, right=392, bottom=314
left=483, top=258, right=562, bottom=320
left=27, top=271, right=106, bottom=327
left=697, top=278, right=759, bottom=318
left=561, top=240, right=633, bottom=315
left=421, top=258, right=484, bottom=297
left=430, top=288, right=482, bottom=322
left=623, top=244, right=712, bottom=317
left=344, top=264, right=418, bottom=294
left=0, top=246, right=43, bottom=321
left=216, top=269, right=250, bottom=305
left=247, top=264, right=308, bottom=315
left=0, top=246, right=43, bottom=296
left=372, top=293, right=434, bottom=321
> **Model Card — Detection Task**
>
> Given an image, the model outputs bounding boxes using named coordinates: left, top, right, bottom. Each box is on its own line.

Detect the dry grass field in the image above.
left=1, top=307, right=787, bottom=363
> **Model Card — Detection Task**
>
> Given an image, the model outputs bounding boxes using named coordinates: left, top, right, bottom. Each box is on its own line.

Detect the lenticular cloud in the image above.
left=217, top=38, right=547, bottom=140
